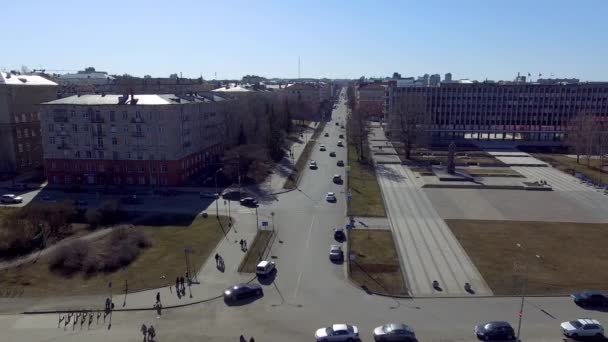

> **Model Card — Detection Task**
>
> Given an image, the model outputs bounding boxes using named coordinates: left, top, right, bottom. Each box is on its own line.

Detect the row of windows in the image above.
left=397, top=86, right=608, bottom=94
left=60, top=109, right=218, bottom=121
left=14, top=112, right=38, bottom=123
left=52, top=175, right=170, bottom=186
left=51, top=162, right=169, bottom=173
left=15, top=128, right=38, bottom=139
left=47, top=123, right=156, bottom=133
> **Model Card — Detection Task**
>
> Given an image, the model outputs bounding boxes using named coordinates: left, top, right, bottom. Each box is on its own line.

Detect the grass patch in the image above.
left=283, top=121, right=327, bottom=189
left=0, top=216, right=230, bottom=296
left=447, top=219, right=608, bottom=295
left=349, top=229, right=407, bottom=296
left=532, top=153, right=607, bottom=186
left=348, top=142, right=386, bottom=217
left=238, top=230, right=274, bottom=273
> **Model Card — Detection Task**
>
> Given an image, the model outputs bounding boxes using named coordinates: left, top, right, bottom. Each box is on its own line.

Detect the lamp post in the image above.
left=515, top=243, right=541, bottom=341
left=214, top=168, right=223, bottom=218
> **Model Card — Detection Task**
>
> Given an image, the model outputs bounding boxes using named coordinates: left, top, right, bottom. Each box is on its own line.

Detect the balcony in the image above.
left=91, top=116, right=105, bottom=123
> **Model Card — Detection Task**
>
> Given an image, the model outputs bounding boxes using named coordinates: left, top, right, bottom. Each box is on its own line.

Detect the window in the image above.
left=111, top=124, right=116, bottom=133
left=110, top=111, right=115, bottom=122
left=86, top=151, right=92, bottom=158
left=139, top=177, right=145, bottom=185
left=161, top=164, right=167, bottom=173
left=136, top=111, right=141, bottom=119
left=138, top=166, right=144, bottom=173
left=75, top=151, right=80, bottom=158
left=83, top=124, right=89, bottom=131
left=97, top=150, right=104, bottom=159
left=48, top=124, right=54, bottom=132
left=72, top=124, right=78, bottom=132
left=122, top=111, right=128, bottom=120
left=127, top=152, right=132, bottom=159
left=31, top=129, right=36, bottom=137
left=113, top=151, right=119, bottom=160
left=14, top=114, right=20, bottom=123
left=97, top=138, right=103, bottom=147
left=49, top=137, right=55, bottom=144
left=16, top=129, right=21, bottom=138
left=21, top=114, right=26, bottom=122
left=17, top=143, right=23, bottom=152
left=137, top=152, right=143, bottom=160
left=71, top=110, right=76, bottom=117
left=25, top=142, right=30, bottom=151
left=112, top=137, right=118, bottom=145
left=24, top=129, right=29, bottom=138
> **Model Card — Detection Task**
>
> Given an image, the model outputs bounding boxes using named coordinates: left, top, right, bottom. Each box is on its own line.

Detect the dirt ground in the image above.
left=447, top=219, right=608, bottom=295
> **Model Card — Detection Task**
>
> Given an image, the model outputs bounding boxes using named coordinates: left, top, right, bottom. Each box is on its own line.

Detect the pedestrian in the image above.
left=243, top=239, right=247, bottom=250
left=156, top=292, right=160, bottom=305
left=141, top=323, right=148, bottom=342
left=239, top=239, right=244, bottom=250
left=239, top=335, right=246, bottom=342
left=214, top=253, right=219, bottom=266
left=249, top=337, right=255, bottom=342
left=148, top=324, right=156, bottom=341
left=180, top=276, right=185, bottom=289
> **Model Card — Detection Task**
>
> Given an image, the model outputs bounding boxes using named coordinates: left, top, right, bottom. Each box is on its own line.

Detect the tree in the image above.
left=83, top=66, right=96, bottom=73
left=392, top=72, right=402, bottom=79
left=567, top=113, right=597, bottom=164
left=394, top=94, right=430, bottom=160
left=267, top=105, right=284, bottom=161
left=284, top=99, right=293, bottom=133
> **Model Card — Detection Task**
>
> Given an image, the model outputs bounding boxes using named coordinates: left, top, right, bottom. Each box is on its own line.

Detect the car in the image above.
left=221, top=189, right=248, bottom=200
left=256, top=260, right=276, bottom=277
left=340, top=125, right=344, bottom=129
left=561, top=318, right=604, bottom=338
left=475, top=321, right=515, bottom=341
left=315, top=323, right=358, bottom=342
left=200, top=191, right=218, bottom=199
left=1, top=194, right=23, bottom=204
left=310, top=161, right=318, bottom=169
left=337, top=141, right=344, bottom=147
left=223, top=283, right=263, bottom=301
left=240, top=197, right=258, bottom=207
left=337, top=160, right=345, bottom=167
left=329, top=151, right=336, bottom=157
left=572, top=291, right=608, bottom=307
left=332, top=174, right=342, bottom=184
left=334, top=228, right=345, bottom=241
left=329, top=245, right=343, bottom=261
left=320, top=144, right=326, bottom=151
left=325, top=132, right=329, bottom=137
left=335, top=122, right=339, bottom=126
left=373, top=323, right=416, bottom=342
left=339, top=134, right=344, bottom=139
left=326, top=192, right=336, bottom=202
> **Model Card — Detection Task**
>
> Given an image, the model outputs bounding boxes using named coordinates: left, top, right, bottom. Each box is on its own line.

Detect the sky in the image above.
left=2, top=0, right=608, bottom=81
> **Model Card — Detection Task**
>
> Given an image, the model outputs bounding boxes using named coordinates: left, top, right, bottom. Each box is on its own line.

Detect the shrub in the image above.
left=49, top=240, right=90, bottom=274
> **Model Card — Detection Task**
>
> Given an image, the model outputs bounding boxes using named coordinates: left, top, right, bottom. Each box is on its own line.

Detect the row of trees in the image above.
left=566, top=113, right=608, bottom=166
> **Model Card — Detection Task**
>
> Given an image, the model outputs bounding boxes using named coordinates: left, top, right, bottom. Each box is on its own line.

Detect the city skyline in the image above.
left=2, top=0, right=608, bottom=81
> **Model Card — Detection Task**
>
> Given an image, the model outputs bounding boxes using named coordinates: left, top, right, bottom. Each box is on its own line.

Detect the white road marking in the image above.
left=293, top=271, right=303, bottom=300
left=305, top=215, right=316, bottom=249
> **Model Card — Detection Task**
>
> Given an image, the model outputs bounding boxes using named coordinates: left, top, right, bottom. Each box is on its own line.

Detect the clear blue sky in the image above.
left=3, top=0, right=607, bottom=81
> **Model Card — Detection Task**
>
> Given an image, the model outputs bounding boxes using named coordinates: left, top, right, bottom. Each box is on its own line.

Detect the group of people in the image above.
left=141, top=324, right=156, bottom=342
left=174, top=276, right=188, bottom=297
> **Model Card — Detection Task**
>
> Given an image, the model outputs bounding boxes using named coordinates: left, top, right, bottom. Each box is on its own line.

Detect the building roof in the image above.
left=0, top=72, right=57, bottom=86
left=42, top=93, right=227, bottom=106
left=286, top=83, right=319, bottom=90
left=211, top=85, right=252, bottom=92
left=58, top=72, right=113, bottom=80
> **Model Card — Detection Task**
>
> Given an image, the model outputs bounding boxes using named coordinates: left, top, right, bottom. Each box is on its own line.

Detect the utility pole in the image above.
left=515, top=243, right=541, bottom=341
left=255, top=206, right=259, bottom=230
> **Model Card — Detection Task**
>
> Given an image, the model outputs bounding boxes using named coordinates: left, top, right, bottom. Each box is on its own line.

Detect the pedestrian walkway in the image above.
left=368, top=125, right=492, bottom=297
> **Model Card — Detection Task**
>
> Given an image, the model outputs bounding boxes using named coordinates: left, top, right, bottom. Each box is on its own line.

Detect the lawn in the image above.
left=532, top=153, right=607, bottom=186
left=0, top=216, right=230, bottom=297
left=284, top=121, right=327, bottom=189
left=349, top=229, right=407, bottom=296
left=447, top=219, right=608, bottom=295
left=348, top=142, right=386, bottom=217
left=238, top=229, right=274, bottom=273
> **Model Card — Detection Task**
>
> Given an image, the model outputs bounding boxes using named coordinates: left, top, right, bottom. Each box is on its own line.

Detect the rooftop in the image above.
left=0, top=72, right=57, bottom=86
left=42, top=93, right=227, bottom=106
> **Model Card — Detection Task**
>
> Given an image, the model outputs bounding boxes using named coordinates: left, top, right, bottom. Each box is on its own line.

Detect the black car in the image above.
left=223, top=283, right=263, bottom=301
left=335, top=122, right=339, bottom=126
left=339, top=134, right=344, bottom=139
left=572, top=291, right=608, bottom=307
left=334, top=228, right=346, bottom=241
left=329, top=151, right=336, bottom=157
left=337, top=160, right=344, bottom=167
left=240, top=197, right=258, bottom=207
left=475, top=321, right=515, bottom=341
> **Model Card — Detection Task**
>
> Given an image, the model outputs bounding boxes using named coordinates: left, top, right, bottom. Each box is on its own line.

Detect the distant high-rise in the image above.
left=444, top=73, right=452, bottom=82
left=430, top=74, right=441, bottom=86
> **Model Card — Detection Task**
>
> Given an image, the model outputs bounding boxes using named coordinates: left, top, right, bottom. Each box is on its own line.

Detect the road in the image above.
left=1, top=89, right=606, bottom=341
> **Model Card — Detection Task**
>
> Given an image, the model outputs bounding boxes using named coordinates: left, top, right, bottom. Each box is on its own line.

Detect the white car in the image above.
left=560, top=318, right=604, bottom=338
left=315, top=323, right=359, bottom=341
left=329, top=245, right=344, bottom=261
left=255, top=260, right=276, bottom=277
left=337, top=141, right=344, bottom=147
left=373, top=323, right=416, bottom=341
left=320, top=144, right=326, bottom=151
left=310, top=160, right=318, bottom=169
left=1, top=194, right=23, bottom=204
left=326, top=192, right=336, bottom=202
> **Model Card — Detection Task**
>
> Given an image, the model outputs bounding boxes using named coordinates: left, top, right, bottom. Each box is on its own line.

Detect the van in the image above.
left=256, top=260, right=276, bottom=277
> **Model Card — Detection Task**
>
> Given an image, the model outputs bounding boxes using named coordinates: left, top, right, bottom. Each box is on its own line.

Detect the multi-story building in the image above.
left=429, top=74, right=441, bottom=86
left=356, top=82, right=386, bottom=120
left=0, top=72, right=58, bottom=175
left=285, top=83, right=321, bottom=118
left=40, top=92, right=228, bottom=186
left=385, top=81, right=608, bottom=144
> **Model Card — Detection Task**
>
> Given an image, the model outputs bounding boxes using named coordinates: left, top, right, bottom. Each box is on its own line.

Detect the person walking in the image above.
left=239, top=239, right=244, bottom=251
left=249, top=337, right=255, bottom=342
left=214, top=253, right=219, bottom=266
left=141, top=323, right=148, bottom=342
left=239, top=335, right=246, bottom=342
left=156, top=292, right=160, bottom=305
left=148, top=325, right=156, bottom=341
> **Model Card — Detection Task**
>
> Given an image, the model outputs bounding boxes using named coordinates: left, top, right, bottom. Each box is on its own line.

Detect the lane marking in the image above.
left=293, top=271, right=303, bottom=300
left=305, top=215, right=316, bottom=249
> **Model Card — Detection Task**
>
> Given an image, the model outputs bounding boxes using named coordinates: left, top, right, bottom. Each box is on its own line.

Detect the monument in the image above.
left=447, top=141, right=456, bottom=174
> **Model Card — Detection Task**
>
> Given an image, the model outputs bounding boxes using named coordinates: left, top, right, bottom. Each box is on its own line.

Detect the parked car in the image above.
left=326, top=192, right=337, bottom=202
left=572, top=291, right=608, bottom=307
left=339, top=134, right=344, bottom=139
left=337, top=160, right=345, bottom=167
left=315, top=324, right=358, bottom=342
left=475, top=321, right=515, bottom=341
left=240, top=197, right=258, bottom=207
left=332, top=175, right=342, bottom=184
left=337, top=141, right=344, bottom=147
left=223, top=283, right=263, bottom=301
left=561, top=318, right=604, bottom=338
left=329, top=151, right=336, bottom=157
left=373, top=323, right=416, bottom=342
left=310, top=161, right=318, bottom=169
left=1, top=194, right=23, bottom=204
left=256, top=260, right=276, bottom=277
left=325, top=133, right=330, bottom=137
left=329, top=245, right=343, bottom=261
left=334, top=228, right=345, bottom=241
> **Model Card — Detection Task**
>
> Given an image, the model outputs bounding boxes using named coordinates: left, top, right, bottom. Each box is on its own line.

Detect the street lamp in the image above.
left=515, top=243, right=541, bottom=341
left=214, top=168, right=223, bottom=218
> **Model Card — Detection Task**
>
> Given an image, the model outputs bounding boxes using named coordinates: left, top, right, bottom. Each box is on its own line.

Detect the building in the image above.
left=356, top=82, right=386, bottom=119
left=444, top=73, right=452, bottom=83
left=385, top=81, right=608, bottom=144
left=0, top=72, right=58, bottom=175
left=40, top=92, right=228, bottom=186
left=430, top=74, right=441, bottom=86
left=284, top=83, right=322, bottom=118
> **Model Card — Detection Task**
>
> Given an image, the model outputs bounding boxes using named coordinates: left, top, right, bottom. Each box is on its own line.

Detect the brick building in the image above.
left=0, top=72, right=58, bottom=175
left=385, top=81, right=608, bottom=143
left=356, top=82, right=386, bottom=120
left=40, top=92, right=228, bottom=186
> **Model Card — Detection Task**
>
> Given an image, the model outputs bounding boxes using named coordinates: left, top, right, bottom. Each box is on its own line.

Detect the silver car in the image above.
left=329, top=245, right=343, bottom=261
left=374, top=323, right=416, bottom=341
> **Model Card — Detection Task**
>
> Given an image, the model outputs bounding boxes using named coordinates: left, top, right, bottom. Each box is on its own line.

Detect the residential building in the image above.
left=356, top=82, right=386, bottom=119
left=0, top=72, right=58, bottom=175
left=385, top=81, right=608, bottom=144
left=40, top=92, right=228, bottom=186
left=430, top=74, right=441, bottom=86
left=285, top=83, right=322, bottom=118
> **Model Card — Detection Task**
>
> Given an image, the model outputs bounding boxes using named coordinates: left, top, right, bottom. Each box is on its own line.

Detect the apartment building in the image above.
left=0, top=72, right=58, bottom=175
left=40, top=92, right=228, bottom=186
left=356, top=82, right=386, bottom=120
left=385, top=81, right=608, bottom=143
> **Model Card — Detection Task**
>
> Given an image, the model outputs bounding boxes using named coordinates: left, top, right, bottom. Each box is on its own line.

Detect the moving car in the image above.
left=240, top=197, right=258, bottom=207
left=315, top=323, right=358, bottom=342
left=560, top=318, right=604, bottom=338
left=223, top=283, right=263, bottom=301
left=1, top=194, right=23, bottom=204
left=337, top=141, right=344, bottom=147
left=337, top=160, right=344, bottom=167
left=256, top=260, right=276, bottom=277
left=339, top=134, right=344, bottom=139
left=329, top=245, right=343, bottom=261
left=310, top=161, right=318, bottom=169
left=373, top=323, right=416, bottom=342
left=572, top=291, right=608, bottom=307
left=326, top=192, right=337, bottom=202
left=320, top=144, right=326, bottom=151
left=332, top=175, right=342, bottom=184
left=333, top=228, right=345, bottom=241
left=474, top=321, right=515, bottom=341
left=325, top=132, right=329, bottom=137
left=329, top=151, right=336, bottom=157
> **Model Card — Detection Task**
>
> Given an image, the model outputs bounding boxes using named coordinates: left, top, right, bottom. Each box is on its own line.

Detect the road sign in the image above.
left=261, top=221, right=269, bottom=227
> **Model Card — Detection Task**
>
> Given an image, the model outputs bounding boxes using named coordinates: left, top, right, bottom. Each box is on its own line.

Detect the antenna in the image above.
left=214, top=72, right=217, bottom=80
left=298, top=56, right=301, bottom=79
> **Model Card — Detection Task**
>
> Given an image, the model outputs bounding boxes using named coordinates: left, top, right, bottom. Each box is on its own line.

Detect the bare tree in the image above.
left=567, top=113, right=597, bottom=164
left=393, top=94, right=430, bottom=160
